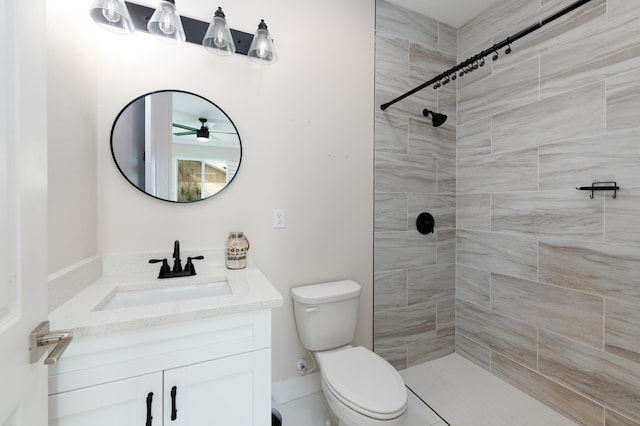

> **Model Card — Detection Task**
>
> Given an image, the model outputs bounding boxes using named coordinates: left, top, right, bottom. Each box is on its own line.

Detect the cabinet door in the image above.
left=49, top=373, right=162, bottom=426
left=164, top=349, right=270, bottom=426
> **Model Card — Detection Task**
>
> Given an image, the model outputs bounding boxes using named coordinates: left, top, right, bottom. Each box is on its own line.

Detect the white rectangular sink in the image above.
left=97, top=280, right=231, bottom=310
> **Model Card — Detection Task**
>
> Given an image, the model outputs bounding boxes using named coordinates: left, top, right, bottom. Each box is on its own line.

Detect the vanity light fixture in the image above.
left=89, top=2, right=276, bottom=62
left=147, top=0, right=186, bottom=44
left=202, top=7, right=235, bottom=55
left=247, top=20, right=276, bottom=64
left=89, top=0, right=135, bottom=34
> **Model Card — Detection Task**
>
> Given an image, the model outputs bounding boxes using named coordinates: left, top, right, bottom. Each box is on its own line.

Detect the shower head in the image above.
left=422, top=109, right=448, bottom=127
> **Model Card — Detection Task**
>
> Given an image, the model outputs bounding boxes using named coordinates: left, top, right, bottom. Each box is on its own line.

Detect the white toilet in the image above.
left=291, top=280, right=408, bottom=426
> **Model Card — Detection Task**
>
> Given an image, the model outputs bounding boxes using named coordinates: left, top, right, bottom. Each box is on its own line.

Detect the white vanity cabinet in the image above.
left=48, top=310, right=272, bottom=426
left=162, top=349, right=269, bottom=425
left=49, top=373, right=162, bottom=425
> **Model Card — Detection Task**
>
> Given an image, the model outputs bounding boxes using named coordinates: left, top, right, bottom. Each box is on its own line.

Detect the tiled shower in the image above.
left=374, top=0, right=640, bottom=424
left=374, top=0, right=458, bottom=369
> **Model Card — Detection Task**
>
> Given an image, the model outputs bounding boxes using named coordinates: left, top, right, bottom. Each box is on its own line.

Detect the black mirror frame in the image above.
left=110, top=89, right=242, bottom=203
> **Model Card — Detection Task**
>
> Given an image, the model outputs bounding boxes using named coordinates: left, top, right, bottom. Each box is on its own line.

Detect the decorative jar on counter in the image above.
left=226, top=232, right=250, bottom=269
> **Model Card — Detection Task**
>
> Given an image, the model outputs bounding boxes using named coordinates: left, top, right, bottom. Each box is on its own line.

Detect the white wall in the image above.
left=47, top=0, right=98, bottom=273
left=47, top=0, right=375, bottom=381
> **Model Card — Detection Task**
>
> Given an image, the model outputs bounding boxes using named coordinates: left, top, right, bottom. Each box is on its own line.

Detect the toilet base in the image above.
left=321, top=382, right=408, bottom=426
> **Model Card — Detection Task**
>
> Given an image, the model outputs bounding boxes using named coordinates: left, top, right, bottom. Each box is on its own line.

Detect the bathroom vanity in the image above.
left=47, top=255, right=282, bottom=426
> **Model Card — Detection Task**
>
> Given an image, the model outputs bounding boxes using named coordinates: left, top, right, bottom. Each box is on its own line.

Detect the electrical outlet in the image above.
left=273, top=209, right=285, bottom=228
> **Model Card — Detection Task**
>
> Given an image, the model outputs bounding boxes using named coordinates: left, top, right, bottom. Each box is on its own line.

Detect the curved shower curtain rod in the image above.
left=380, top=0, right=593, bottom=111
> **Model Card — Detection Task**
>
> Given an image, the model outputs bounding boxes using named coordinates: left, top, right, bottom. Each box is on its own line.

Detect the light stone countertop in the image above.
left=49, top=265, right=283, bottom=337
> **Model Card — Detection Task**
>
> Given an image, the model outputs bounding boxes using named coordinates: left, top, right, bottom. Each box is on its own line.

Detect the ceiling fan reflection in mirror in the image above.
left=173, top=117, right=214, bottom=142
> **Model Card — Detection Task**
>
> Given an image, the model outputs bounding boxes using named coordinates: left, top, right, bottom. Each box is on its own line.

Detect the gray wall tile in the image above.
left=540, top=17, right=640, bottom=99
left=375, top=193, right=407, bottom=232
left=375, top=231, right=437, bottom=271
left=374, top=269, right=407, bottom=313
left=437, top=22, right=457, bottom=56
left=457, top=118, right=491, bottom=159
left=457, top=147, right=538, bottom=194
left=437, top=158, right=456, bottom=194
left=407, top=334, right=455, bottom=367
left=458, top=0, right=540, bottom=55
left=457, top=230, right=538, bottom=280
left=375, top=345, right=407, bottom=371
left=492, top=83, right=606, bottom=154
left=375, top=111, right=408, bottom=154
left=492, top=0, right=606, bottom=75
left=456, top=264, right=491, bottom=309
left=408, top=264, right=454, bottom=305
left=408, top=194, right=455, bottom=230
left=605, top=409, right=640, bottom=426
left=491, top=273, right=604, bottom=348
left=608, top=0, right=640, bottom=25
left=454, top=0, right=640, bottom=419
left=491, top=190, right=604, bottom=241
left=457, top=194, right=490, bottom=231
left=539, top=129, right=640, bottom=191
left=409, top=43, right=456, bottom=83
left=375, top=152, right=437, bottom=193
left=376, top=35, right=409, bottom=79
left=539, top=238, right=640, bottom=305
left=375, top=0, right=456, bottom=368
left=605, top=188, right=640, bottom=246
left=457, top=299, right=538, bottom=368
left=458, top=58, right=539, bottom=123
left=539, top=330, right=640, bottom=423
left=436, top=298, right=455, bottom=337
left=607, top=70, right=640, bottom=133
left=438, top=86, right=457, bottom=125
left=408, top=118, right=455, bottom=160
left=375, top=302, right=437, bottom=348
left=436, top=229, right=455, bottom=264
left=492, top=352, right=605, bottom=426
left=605, top=298, right=640, bottom=364
left=456, top=333, right=491, bottom=371
left=376, top=0, right=438, bottom=47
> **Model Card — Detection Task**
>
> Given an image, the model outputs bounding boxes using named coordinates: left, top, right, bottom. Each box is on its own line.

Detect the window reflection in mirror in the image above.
left=111, top=90, right=242, bottom=203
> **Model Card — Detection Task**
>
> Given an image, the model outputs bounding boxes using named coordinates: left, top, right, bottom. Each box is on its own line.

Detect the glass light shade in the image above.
left=203, top=7, right=236, bottom=55
left=89, top=0, right=134, bottom=35
left=248, top=20, right=276, bottom=64
left=147, top=0, right=186, bottom=44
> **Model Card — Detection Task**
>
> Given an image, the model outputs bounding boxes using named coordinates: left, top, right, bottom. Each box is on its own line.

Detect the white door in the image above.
left=0, top=0, right=49, bottom=424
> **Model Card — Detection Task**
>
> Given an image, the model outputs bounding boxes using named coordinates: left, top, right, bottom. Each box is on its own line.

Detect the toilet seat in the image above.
left=319, top=346, right=407, bottom=420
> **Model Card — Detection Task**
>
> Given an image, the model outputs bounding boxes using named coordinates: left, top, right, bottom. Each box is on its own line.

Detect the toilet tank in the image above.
left=291, top=280, right=361, bottom=351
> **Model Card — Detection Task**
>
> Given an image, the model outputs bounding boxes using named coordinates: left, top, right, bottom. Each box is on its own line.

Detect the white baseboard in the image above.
left=272, top=371, right=323, bottom=405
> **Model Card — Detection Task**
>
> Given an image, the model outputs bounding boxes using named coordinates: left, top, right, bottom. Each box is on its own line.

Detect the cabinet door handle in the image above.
left=146, top=392, right=153, bottom=426
left=171, top=386, right=178, bottom=421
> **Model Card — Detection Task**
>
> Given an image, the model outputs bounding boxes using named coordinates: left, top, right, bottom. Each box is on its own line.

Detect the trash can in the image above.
left=272, top=401, right=282, bottom=426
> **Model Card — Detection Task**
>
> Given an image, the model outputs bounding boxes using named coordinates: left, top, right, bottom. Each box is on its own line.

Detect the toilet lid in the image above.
left=321, top=346, right=407, bottom=419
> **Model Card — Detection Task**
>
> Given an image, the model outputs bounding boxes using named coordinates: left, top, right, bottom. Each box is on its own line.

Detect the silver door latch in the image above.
left=29, top=321, right=73, bottom=365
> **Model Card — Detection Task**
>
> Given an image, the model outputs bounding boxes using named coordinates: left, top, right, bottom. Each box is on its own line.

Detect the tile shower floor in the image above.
left=279, top=353, right=577, bottom=425
left=400, top=354, right=578, bottom=426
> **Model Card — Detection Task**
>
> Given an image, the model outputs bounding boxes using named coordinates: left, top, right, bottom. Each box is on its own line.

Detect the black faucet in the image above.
left=172, top=240, right=183, bottom=273
left=149, top=240, right=204, bottom=279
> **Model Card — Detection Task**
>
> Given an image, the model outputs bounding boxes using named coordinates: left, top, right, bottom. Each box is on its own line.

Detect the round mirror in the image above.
left=111, top=90, right=242, bottom=203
